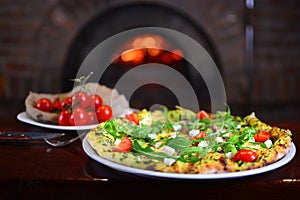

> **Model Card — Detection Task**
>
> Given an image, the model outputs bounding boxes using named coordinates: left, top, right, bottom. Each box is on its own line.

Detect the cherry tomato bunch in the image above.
left=35, top=91, right=113, bottom=126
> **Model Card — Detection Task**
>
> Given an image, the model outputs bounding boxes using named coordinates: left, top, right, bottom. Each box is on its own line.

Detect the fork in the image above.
left=44, top=131, right=87, bottom=147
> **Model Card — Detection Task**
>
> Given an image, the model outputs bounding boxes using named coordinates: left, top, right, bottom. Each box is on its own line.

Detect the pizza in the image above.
left=86, top=106, right=293, bottom=174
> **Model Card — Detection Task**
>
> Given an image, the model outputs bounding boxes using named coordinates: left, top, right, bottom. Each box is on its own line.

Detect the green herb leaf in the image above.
left=132, top=141, right=176, bottom=161
left=102, top=120, right=119, bottom=138
left=167, top=136, right=192, bottom=152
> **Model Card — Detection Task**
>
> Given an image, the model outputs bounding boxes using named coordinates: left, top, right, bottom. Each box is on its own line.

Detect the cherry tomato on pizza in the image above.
left=197, top=110, right=212, bottom=120
left=113, top=137, right=132, bottom=152
left=234, top=149, right=257, bottom=162
left=125, top=113, right=139, bottom=125
left=195, top=131, right=206, bottom=139
left=254, top=130, right=271, bottom=143
left=190, top=131, right=207, bottom=146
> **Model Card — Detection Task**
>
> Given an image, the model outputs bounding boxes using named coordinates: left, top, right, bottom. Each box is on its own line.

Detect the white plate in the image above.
left=17, top=112, right=99, bottom=130
left=83, top=137, right=296, bottom=179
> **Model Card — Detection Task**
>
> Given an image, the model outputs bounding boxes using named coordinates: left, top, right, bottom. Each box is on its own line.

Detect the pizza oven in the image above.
left=1, top=0, right=251, bottom=117
left=62, top=3, right=225, bottom=111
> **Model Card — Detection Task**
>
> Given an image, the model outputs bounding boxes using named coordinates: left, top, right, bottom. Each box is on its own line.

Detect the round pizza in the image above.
left=86, top=106, right=293, bottom=174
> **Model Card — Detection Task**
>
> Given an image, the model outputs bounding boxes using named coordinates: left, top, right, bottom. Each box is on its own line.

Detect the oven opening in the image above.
left=63, top=3, right=220, bottom=111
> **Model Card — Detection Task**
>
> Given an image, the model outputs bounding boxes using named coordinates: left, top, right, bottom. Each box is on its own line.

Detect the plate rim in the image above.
left=82, top=136, right=296, bottom=180
left=17, top=111, right=98, bottom=130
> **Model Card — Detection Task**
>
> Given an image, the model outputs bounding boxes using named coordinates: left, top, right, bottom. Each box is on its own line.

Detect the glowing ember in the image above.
left=116, top=34, right=183, bottom=64
left=147, top=48, right=161, bottom=57
left=171, top=49, right=183, bottom=61
left=121, top=49, right=145, bottom=64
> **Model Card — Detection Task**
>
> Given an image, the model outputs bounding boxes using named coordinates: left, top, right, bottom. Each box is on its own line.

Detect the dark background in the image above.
left=0, top=0, right=299, bottom=121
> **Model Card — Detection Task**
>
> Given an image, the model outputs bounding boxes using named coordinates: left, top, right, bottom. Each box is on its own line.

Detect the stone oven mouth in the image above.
left=63, top=3, right=220, bottom=111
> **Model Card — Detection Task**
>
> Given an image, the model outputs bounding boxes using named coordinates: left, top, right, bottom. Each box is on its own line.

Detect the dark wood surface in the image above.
left=0, top=115, right=299, bottom=199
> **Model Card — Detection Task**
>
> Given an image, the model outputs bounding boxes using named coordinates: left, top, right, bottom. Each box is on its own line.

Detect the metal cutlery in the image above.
left=0, top=131, right=65, bottom=143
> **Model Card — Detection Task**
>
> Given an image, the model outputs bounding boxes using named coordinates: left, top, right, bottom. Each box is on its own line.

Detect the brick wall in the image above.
left=0, top=0, right=299, bottom=120
left=250, top=0, right=300, bottom=119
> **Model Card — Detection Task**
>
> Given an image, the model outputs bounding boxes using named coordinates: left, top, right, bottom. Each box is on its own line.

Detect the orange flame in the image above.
left=118, top=34, right=183, bottom=64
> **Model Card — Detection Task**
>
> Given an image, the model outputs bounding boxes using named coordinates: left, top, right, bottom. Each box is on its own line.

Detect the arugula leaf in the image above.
left=131, top=121, right=167, bottom=139
left=132, top=124, right=152, bottom=138
left=179, top=146, right=206, bottom=163
left=223, top=143, right=237, bottom=154
left=132, top=141, right=177, bottom=161
left=240, top=127, right=256, bottom=142
left=227, top=131, right=239, bottom=143
left=225, top=104, right=231, bottom=119
left=167, top=136, right=192, bottom=152
left=102, top=120, right=120, bottom=138
left=114, top=119, right=136, bottom=135
left=187, top=119, right=210, bottom=131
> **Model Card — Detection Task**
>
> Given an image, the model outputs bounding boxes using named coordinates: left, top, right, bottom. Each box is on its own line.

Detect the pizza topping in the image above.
left=225, top=152, right=234, bottom=159
left=114, top=138, right=122, bottom=145
left=234, top=149, right=257, bottom=162
left=189, top=129, right=200, bottom=137
left=132, top=140, right=177, bottom=161
left=113, top=137, right=132, bottom=152
left=197, top=110, right=212, bottom=120
left=196, top=132, right=207, bottom=139
left=160, top=146, right=176, bottom=156
left=172, top=124, right=182, bottom=131
left=153, top=142, right=163, bottom=149
left=148, top=133, right=157, bottom=140
left=164, top=158, right=176, bottom=166
left=264, top=139, right=273, bottom=148
left=198, top=141, right=208, bottom=147
left=254, top=130, right=271, bottom=143
left=215, top=137, right=225, bottom=143
left=90, top=105, right=292, bottom=171
left=125, top=113, right=140, bottom=125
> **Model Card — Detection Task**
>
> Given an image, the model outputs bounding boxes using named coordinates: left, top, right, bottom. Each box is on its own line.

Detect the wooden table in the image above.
left=0, top=115, right=299, bottom=199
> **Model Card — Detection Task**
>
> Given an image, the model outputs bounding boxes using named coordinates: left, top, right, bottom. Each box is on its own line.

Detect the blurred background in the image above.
left=0, top=0, right=299, bottom=121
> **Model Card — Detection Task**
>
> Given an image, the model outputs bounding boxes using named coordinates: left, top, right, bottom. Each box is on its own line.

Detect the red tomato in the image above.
left=190, top=131, right=206, bottom=146
left=197, top=110, right=212, bottom=120
left=68, top=113, right=75, bottom=126
left=113, top=137, right=132, bottom=152
left=125, top=113, right=139, bottom=125
left=195, top=131, right=206, bottom=139
left=234, top=149, right=257, bottom=162
left=61, top=97, right=72, bottom=110
left=35, top=98, right=53, bottom=112
left=96, top=105, right=112, bottom=122
left=58, top=110, right=71, bottom=126
left=254, top=130, right=271, bottom=143
left=53, top=97, right=62, bottom=111
left=87, top=111, right=98, bottom=125
left=71, top=91, right=79, bottom=100
left=69, top=107, right=89, bottom=126
left=72, top=91, right=90, bottom=108
left=89, top=94, right=103, bottom=110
